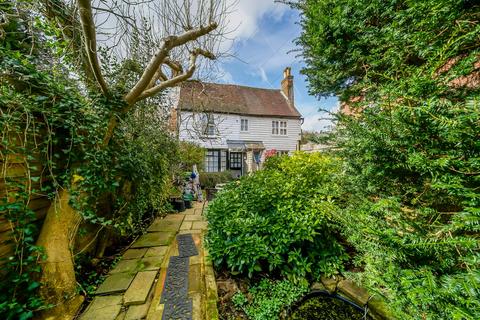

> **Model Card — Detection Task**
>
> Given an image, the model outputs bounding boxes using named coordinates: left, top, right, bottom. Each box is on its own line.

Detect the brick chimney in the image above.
left=281, top=67, right=294, bottom=105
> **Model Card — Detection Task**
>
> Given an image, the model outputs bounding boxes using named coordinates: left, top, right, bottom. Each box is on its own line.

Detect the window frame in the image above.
left=205, top=149, right=227, bottom=172
left=229, top=152, right=243, bottom=170
left=272, top=121, right=279, bottom=135
left=240, top=118, right=249, bottom=132
left=280, top=121, right=287, bottom=135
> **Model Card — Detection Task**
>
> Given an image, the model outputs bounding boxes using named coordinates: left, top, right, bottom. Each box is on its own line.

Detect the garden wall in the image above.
left=0, top=152, right=51, bottom=268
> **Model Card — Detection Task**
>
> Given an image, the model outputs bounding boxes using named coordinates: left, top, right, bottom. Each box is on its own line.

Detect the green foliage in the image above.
left=232, top=278, right=308, bottom=320
left=290, top=0, right=480, bottom=318
left=0, top=2, right=178, bottom=318
left=178, top=141, right=204, bottom=172
left=199, top=171, right=234, bottom=189
left=290, top=0, right=480, bottom=101
left=205, top=153, right=348, bottom=281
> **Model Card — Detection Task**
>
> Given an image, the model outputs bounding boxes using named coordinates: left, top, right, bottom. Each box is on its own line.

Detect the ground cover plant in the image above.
left=205, top=152, right=348, bottom=281
left=232, top=278, right=309, bottom=320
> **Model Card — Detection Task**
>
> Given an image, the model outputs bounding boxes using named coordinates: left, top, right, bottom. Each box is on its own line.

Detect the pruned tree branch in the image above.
left=77, top=0, right=109, bottom=95
left=134, top=48, right=215, bottom=103
left=124, top=22, right=218, bottom=104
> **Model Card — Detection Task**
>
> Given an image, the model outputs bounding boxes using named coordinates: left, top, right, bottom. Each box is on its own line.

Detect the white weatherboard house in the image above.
left=172, top=67, right=303, bottom=176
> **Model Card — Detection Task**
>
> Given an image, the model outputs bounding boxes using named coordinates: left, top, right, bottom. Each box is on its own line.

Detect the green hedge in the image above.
left=199, top=171, right=234, bottom=189
left=205, top=153, right=348, bottom=281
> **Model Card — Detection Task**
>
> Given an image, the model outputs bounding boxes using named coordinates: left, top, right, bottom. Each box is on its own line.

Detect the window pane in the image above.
left=230, top=152, right=242, bottom=169
left=205, top=150, right=220, bottom=172
left=241, top=119, right=248, bottom=131
left=272, top=121, right=279, bottom=134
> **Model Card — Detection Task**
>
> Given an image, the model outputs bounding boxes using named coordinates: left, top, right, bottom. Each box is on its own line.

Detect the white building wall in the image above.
left=178, top=111, right=302, bottom=152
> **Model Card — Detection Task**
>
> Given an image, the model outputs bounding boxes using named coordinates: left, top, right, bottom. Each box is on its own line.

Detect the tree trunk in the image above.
left=36, top=189, right=84, bottom=320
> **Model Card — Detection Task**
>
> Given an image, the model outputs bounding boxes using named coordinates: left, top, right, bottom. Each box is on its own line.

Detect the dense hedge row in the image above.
left=205, top=153, right=348, bottom=280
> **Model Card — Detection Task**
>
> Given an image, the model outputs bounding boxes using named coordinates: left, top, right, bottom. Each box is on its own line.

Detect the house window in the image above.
left=205, top=149, right=227, bottom=172
left=241, top=119, right=248, bottom=131
left=229, top=152, right=242, bottom=169
left=280, top=121, right=287, bottom=135
left=277, top=150, right=289, bottom=156
left=200, top=114, right=215, bottom=136
left=205, top=150, right=219, bottom=172
left=272, top=121, right=279, bottom=135
left=272, top=121, right=287, bottom=135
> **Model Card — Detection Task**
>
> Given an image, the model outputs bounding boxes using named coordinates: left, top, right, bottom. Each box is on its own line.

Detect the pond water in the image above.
left=288, top=294, right=373, bottom=320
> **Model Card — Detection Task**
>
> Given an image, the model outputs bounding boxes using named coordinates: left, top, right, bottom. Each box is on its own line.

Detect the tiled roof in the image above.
left=177, top=81, right=302, bottom=118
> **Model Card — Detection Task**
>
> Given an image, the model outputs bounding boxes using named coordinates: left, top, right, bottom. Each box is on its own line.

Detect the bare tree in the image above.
left=35, top=1, right=231, bottom=318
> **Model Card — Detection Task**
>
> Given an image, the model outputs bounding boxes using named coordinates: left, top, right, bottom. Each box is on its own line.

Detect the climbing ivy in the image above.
left=0, top=2, right=178, bottom=318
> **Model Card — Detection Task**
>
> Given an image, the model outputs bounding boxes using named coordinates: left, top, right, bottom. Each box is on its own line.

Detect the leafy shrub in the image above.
left=178, top=141, right=204, bottom=172
left=288, top=0, right=480, bottom=318
left=199, top=171, right=234, bottom=189
left=205, top=153, right=348, bottom=280
left=232, top=278, right=308, bottom=320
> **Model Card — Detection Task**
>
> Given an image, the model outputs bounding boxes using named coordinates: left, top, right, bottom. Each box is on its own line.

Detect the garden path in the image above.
left=79, top=202, right=218, bottom=320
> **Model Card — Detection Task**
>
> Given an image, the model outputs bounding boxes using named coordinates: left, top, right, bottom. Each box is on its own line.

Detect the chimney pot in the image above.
left=281, top=67, right=294, bottom=105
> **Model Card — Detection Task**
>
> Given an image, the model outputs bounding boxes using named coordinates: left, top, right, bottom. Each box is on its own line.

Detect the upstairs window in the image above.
left=280, top=121, right=287, bottom=135
left=272, top=121, right=279, bottom=135
left=200, top=113, right=215, bottom=136
left=272, top=121, right=287, bottom=135
left=241, top=119, right=248, bottom=131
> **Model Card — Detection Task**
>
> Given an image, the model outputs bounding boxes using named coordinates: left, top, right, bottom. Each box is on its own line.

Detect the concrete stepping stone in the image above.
left=180, top=221, right=193, bottom=230
left=145, top=246, right=168, bottom=257
left=80, top=295, right=123, bottom=320
left=122, top=248, right=147, bottom=260
left=147, top=219, right=183, bottom=232
left=131, top=232, right=175, bottom=248
left=178, top=229, right=202, bottom=235
left=192, top=221, right=208, bottom=230
left=140, top=256, right=164, bottom=271
left=96, top=272, right=135, bottom=295
left=124, top=271, right=157, bottom=305
left=163, top=214, right=185, bottom=221
left=184, top=215, right=202, bottom=222
left=109, top=259, right=141, bottom=274
left=125, top=303, right=150, bottom=320
left=188, top=264, right=202, bottom=294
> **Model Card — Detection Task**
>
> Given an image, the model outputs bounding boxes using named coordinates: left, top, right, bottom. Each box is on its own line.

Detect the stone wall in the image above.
left=311, top=277, right=394, bottom=320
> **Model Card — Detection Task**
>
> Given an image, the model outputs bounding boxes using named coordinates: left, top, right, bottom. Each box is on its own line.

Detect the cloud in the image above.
left=258, top=67, right=268, bottom=82
left=225, top=0, right=288, bottom=41
left=302, top=113, right=334, bottom=132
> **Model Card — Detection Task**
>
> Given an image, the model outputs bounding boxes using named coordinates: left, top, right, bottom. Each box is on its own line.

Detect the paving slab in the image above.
left=184, top=215, right=202, bottom=221
left=131, top=232, right=175, bottom=248
left=110, top=259, right=141, bottom=274
left=180, top=221, right=193, bottom=230
left=96, top=272, right=135, bottom=295
left=178, top=229, right=202, bottom=235
left=140, top=256, right=164, bottom=271
left=122, top=248, right=147, bottom=260
left=147, top=219, right=183, bottom=232
left=163, top=214, right=185, bottom=221
left=188, top=264, right=202, bottom=294
left=125, top=303, right=150, bottom=320
left=124, top=271, right=158, bottom=306
left=192, top=221, right=208, bottom=230
left=81, top=295, right=123, bottom=320
left=144, top=246, right=168, bottom=257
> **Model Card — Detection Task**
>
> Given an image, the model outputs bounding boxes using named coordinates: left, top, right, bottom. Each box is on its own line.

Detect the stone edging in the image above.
left=311, top=277, right=394, bottom=320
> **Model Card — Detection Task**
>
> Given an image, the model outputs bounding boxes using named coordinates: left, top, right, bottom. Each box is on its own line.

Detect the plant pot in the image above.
left=172, top=198, right=185, bottom=212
